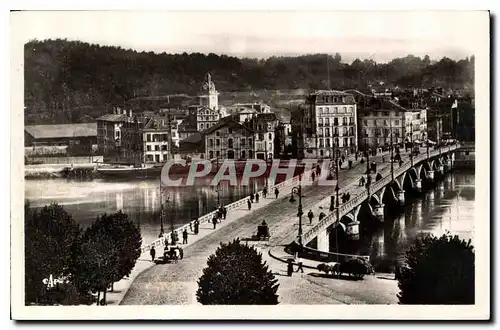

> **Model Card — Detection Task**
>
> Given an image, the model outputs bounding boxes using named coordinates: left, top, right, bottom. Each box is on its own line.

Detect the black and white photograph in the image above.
left=10, top=9, right=490, bottom=320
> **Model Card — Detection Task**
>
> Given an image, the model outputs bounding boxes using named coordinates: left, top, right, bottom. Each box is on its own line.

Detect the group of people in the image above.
left=212, top=205, right=228, bottom=229
left=247, top=187, right=280, bottom=211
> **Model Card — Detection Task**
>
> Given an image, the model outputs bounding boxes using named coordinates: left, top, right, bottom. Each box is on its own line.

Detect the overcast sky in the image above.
left=13, top=11, right=486, bottom=63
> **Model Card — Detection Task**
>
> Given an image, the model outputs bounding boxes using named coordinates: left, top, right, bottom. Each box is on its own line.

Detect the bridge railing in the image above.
left=140, top=168, right=314, bottom=255
left=301, top=144, right=460, bottom=245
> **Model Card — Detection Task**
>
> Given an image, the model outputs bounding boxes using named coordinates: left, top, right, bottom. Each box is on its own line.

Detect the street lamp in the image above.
left=365, top=133, right=370, bottom=175
left=289, top=183, right=304, bottom=246
left=410, top=122, right=414, bottom=167
left=390, top=116, right=394, bottom=182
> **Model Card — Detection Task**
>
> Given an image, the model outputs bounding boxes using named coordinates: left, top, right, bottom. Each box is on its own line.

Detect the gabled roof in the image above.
left=255, top=112, right=278, bottom=122
left=25, top=123, right=97, bottom=139
left=142, top=117, right=170, bottom=131
left=203, top=117, right=253, bottom=135
left=237, top=107, right=259, bottom=114
left=180, top=132, right=203, bottom=145
left=96, top=114, right=129, bottom=122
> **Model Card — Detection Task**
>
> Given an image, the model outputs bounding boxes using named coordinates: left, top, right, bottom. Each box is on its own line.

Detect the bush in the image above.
left=196, top=239, right=279, bottom=305
left=397, top=233, right=475, bottom=304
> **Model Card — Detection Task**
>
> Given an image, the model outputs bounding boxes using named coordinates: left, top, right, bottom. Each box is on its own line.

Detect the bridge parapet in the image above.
left=301, top=144, right=460, bottom=245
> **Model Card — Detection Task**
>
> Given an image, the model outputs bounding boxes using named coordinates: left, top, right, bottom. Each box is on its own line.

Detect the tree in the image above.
left=397, top=233, right=475, bottom=304
left=73, top=211, right=141, bottom=305
left=24, top=202, right=81, bottom=304
left=196, top=239, right=279, bottom=305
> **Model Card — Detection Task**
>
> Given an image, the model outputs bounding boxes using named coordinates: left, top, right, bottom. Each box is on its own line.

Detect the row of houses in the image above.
left=24, top=74, right=469, bottom=164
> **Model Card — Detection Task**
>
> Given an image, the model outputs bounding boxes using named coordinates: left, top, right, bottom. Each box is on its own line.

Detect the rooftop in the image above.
left=96, top=113, right=130, bottom=122
left=25, top=123, right=97, bottom=139
left=204, top=116, right=253, bottom=135
left=311, top=90, right=353, bottom=96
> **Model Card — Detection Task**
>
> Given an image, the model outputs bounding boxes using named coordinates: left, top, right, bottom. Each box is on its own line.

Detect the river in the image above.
left=25, top=177, right=269, bottom=246
left=334, top=170, right=475, bottom=271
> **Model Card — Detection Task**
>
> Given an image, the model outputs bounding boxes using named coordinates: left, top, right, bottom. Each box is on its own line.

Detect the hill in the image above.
left=24, top=39, right=475, bottom=125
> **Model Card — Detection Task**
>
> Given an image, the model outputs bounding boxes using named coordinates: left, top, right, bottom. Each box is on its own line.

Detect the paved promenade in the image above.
left=119, top=149, right=412, bottom=305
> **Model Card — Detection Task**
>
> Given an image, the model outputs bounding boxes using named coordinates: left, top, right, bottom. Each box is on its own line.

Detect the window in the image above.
left=209, top=150, right=214, bottom=159
left=269, top=142, right=272, bottom=150
left=318, top=107, right=323, bottom=113
left=228, top=138, right=233, bottom=149
left=318, top=128, right=323, bottom=136
left=344, top=138, right=348, bottom=147
left=343, top=107, right=347, bottom=113
left=216, top=151, right=220, bottom=158
left=324, top=107, right=329, bottom=113
left=228, top=127, right=233, bottom=134
left=241, top=150, right=246, bottom=159
left=216, top=131, right=220, bottom=137
left=155, top=155, right=160, bottom=163
left=395, top=120, right=400, bottom=125
left=320, top=150, right=324, bottom=157
left=216, top=139, right=220, bottom=146
left=326, top=138, right=331, bottom=147
left=325, top=128, right=330, bottom=137
left=162, top=145, right=167, bottom=151
left=319, top=139, right=324, bottom=148
left=241, top=138, right=246, bottom=147
left=325, top=118, right=330, bottom=126
left=334, top=138, right=339, bottom=146
left=348, top=107, right=353, bottom=113
left=334, top=107, right=338, bottom=113
left=209, top=139, right=214, bottom=147
left=155, top=145, right=160, bottom=151
left=349, top=127, right=354, bottom=136
left=146, top=134, right=151, bottom=142
left=334, top=127, right=339, bottom=136
left=200, top=123, right=204, bottom=130
left=319, top=118, right=324, bottom=126
left=334, top=118, right=338, bottom=126
left=364, top=120, right=368, bottom=126
left=258, top=133, right=264, bottom=141
left=343, top=127, right=348, bottom=135
left=349, top=117, right=354, bottom=125
left=147, top=145, right=151, bottom=151
left=248, top=138, right=253, bottom=146
left=268, top=133, right=272, bottom=140
left=342, top=117, right=347, bottom=125
left=249, top=150, right=254, bottom=158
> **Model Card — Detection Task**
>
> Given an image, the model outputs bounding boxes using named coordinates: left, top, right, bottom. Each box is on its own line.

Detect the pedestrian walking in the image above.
left=179, top=247, right=184, bottom=260
left=182, top=229, right=188, bottom=244
left=382, top=155, right=385, bottom=163
left=212, top=216, right=217, bottom=230
left=399, top=159, right=403, bottom=167
left=170, top=231, right=176, bottom=246
left=275, top=187, right=279, bottom=199
left=330, top=196, right=335, bottom=211
left=346, top=192, right=351, bottom=201
left=319, top=212, right=326, bottom=221
left=311, top=171, right=316, bottom=181
left=307, top=210, right=314, bottom=224
left=355, top=153, right=358, bottom=161
left=296, top=256, right=304, bottom=273
left=376, top=173, right=383, bottom=181
left=174, top=231, right=179, bottom=244
left=263, top=186, right=268, bottom=198
left=247, top=199, right=252, bottom=210
left=222, top=206, right=227, bottom=219
left=287, top=259, right=294, bottom=277
left=189, top=222, right=193, bottom=232
left=194, top=219, right=199, bottom=234
left=150, top=246, right=156, bottom=262
left=348, top=159, right=353, bottom=170
left=163, top=245, right=169, bottom=260
left=255, top=192, right=260, bottom=203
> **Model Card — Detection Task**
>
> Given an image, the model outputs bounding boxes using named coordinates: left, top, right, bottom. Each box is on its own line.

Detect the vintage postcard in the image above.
left=10, top=10, right=490, bottom=320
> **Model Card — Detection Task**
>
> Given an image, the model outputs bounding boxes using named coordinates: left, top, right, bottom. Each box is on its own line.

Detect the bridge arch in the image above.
left=403, top=171, right=415, bottom=191
left=382, top=185, right=398, bottom=204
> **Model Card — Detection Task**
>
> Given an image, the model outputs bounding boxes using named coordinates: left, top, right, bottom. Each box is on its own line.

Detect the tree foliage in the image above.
left=24, top=202, right=81, bottom=304
left=196, top=239, right=279, bottom=305
left=397, top=233, right=475, bottom=305
left=73, top=211, right=142, bottom=305
left=25, top=39, right=474, bottom=124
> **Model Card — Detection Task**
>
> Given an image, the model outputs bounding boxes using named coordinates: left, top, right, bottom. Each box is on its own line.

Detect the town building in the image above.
left=96, top=107, right=133, bottom=161
left=204, top=117, right=254, bottom=160
left=247, top=113, right=279, bottom=161
left=120, top=116, right=172, bottom=164
left=194, top=73, right=229, bottom=131
left=232, top=107, right=259, bottom=124
left=292, top=90, right=358, bottom=159
left=25, top=123, right=97, bottom=147
left=230, top=102, right=271, bottom=114
left=351, top=90, right=428, bottom=150
left=178, top=114, right=199, bottom=141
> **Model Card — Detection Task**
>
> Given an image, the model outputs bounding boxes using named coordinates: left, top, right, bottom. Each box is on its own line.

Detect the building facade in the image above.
left=294, top=90, right=358, bottom=159
left=96, top=108, right=133, bottom=161
left=120, top=116, right=172, bottom=164
left=248, top=113, right=279, bottom=161
left=204, top=118, right=254, bottom=160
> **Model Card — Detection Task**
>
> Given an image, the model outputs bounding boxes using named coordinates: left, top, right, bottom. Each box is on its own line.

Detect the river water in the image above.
left=25, top=177, right=269, bottom=246
left=25, top=170, right=475, bottom=270
left=339, top=170, right=476, bottom=271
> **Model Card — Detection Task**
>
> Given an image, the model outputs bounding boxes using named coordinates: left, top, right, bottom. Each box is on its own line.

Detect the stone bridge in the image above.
left=302, top=144, right=461, bottom=252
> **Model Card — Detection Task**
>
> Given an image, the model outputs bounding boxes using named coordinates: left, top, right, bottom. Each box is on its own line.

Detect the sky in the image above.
left=13, top=10, right=486, bottom=63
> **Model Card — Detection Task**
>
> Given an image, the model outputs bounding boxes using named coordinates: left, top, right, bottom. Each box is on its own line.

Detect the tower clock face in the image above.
left=203, top=82, right=209, bottom=91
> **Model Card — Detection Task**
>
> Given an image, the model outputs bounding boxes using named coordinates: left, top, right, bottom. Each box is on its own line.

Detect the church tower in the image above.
left=199, top=73, right=219, bottom=111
